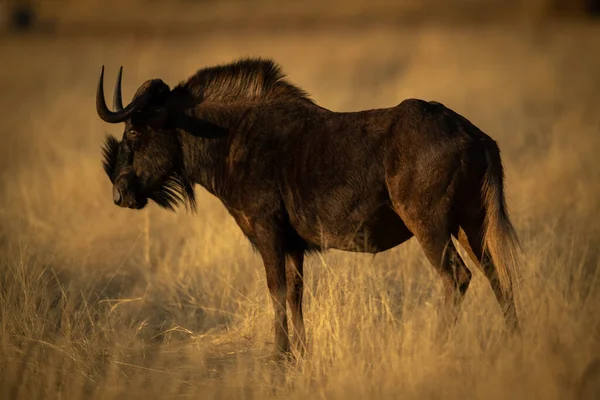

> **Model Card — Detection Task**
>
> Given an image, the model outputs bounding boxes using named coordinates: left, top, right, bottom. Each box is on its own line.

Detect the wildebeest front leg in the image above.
left=286, top=249, right=306, bottom=356
left=254, top=233, right=290, bottom=356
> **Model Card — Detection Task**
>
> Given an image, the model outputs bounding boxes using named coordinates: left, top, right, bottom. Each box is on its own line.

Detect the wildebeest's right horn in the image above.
left=96, top=66, right=151, bottom=124
left=113, top=66, right=124, bottom=111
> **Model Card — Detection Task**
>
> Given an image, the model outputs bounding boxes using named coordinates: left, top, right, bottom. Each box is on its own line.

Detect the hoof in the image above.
left=270, top=348, right=295, bottom=364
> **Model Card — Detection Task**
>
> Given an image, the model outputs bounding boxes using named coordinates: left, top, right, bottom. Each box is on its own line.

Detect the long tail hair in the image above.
left=481, top=140, right=521, bottom=294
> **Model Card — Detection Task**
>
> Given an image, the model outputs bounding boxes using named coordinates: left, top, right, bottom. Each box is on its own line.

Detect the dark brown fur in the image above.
left=97, top=57, right=521, bottom=357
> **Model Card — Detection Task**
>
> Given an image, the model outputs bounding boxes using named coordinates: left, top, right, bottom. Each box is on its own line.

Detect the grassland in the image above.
left=1, top=19, right=600, bottom=399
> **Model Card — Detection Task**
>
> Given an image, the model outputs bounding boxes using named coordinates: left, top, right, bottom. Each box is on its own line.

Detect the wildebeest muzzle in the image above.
left=112, top=173, right=147, bottom=209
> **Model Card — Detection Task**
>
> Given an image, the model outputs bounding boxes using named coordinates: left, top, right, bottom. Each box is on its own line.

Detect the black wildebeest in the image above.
left=96, top=58, right=520, bottom=357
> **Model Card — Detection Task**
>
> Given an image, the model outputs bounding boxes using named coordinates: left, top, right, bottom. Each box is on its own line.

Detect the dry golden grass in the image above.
left=1, top=21, right=600, bottom=399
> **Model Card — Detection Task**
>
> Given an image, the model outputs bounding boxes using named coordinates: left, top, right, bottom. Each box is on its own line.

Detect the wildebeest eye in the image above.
left=129, top=130, right=139, bottom=137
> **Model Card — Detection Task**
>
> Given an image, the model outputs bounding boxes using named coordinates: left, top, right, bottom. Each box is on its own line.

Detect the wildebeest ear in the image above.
left=137, top=106, right=168, bottom=128
left=171, top=112, right=228, bottom=138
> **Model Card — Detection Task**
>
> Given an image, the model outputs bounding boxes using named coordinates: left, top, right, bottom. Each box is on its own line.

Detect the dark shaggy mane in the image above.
left=178, top=58, right=314, bottom=105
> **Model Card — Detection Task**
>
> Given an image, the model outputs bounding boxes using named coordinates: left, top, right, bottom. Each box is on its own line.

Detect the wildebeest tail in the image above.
left=481, top=140, right=521, bottom=294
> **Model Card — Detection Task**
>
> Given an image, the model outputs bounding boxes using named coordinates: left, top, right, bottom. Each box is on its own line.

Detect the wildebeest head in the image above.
left=97, top=67, right=190, bottom=211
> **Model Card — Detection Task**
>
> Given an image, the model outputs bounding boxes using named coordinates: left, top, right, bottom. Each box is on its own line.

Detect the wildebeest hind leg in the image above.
left=422, top=232, right=472, bottom=331
left=394, top=208, right=472, bottom=331
left=457, top=220, right=519, bottom=332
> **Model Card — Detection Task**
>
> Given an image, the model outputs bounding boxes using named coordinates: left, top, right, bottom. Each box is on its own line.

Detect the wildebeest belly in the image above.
left=289, top=202, right=414, bottom=253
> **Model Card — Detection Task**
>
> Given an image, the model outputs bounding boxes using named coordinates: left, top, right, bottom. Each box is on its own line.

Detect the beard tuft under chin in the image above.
left=148, top=173, right=196, bottom=212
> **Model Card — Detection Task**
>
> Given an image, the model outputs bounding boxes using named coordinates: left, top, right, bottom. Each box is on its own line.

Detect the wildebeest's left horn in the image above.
left=96, top=66, right=151, bottom=124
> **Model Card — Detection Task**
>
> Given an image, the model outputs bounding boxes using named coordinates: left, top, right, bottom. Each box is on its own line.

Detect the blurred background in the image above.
left=1, top=1, right=600, bottom=399
left=1, top=0, right=600, bottom=33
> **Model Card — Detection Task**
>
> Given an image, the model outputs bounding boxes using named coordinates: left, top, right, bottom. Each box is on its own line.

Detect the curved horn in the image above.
left=113, top=66, right=124, bottom=111
left=96, top=66, right=151, bottom=124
